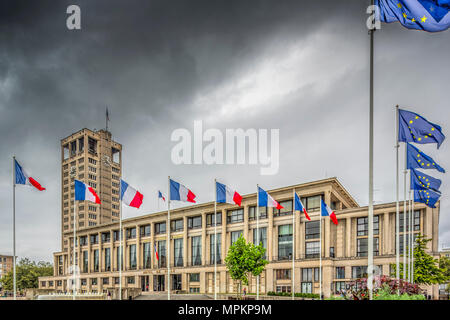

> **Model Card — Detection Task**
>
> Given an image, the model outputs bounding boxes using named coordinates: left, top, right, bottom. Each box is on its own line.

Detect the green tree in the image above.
left=225, top=235, right=268, bottom=298
left=390, top=235, right=448, bottom=285
left=0, top=258, right=53, bottom=292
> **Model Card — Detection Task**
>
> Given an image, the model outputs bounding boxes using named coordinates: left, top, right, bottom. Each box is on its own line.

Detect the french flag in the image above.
left=154, top=243, right=159, bottom=261
left=321, top=199, right=338, bottom=225
left=216, top=181, right=242, bottom=206
left=74, top=180, right=101, bottom=204
left=294, top=193, right=310, bottom=220
left=120, top=179, right=144, bottom=209
left=158, top=191, right=166, bottom=202
left=258, top=186, right=283, bottom=209
left=170, top=179, right=196, bottom=203
left=14, top=159, right=45, bottom=191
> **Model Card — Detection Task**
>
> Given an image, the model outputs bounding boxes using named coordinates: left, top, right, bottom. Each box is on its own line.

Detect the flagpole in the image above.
left=119, top=181, right=123, bottom=300
left=367, top=0, right=375, bottom=299
left=256, top=184, right=259, bottom=300
left=403, top=144, right=407, bottom=281
left=409, top=191, right=412, bottom=282
left=395, top=105, right=400, bottom=294
left=214, top=179, right=218, bottom=300
left=72, top=176, right=77, bottom=300
left=12, top=156, right=16, bottom=300
left=167, top=176, right=171, bottom=300
left=411, top=197, right=415, bottom=284
left=292, top=189, right=295, bottom=300
left=319, top=196, right=322, bottom=300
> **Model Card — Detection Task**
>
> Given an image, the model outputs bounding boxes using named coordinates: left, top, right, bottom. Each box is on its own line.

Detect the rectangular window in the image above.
left=191, top=236, right=202, bottom=266
left=101, top=232, right=110, bottom=243
left=143, top=242, right=151, bottom=269
left=188, top=216, right=202, bottom=229
left=93, top=249, right=99, bottom=272
left=127, top=228, right=136, bottom=240
left=305, top=221, right=320, bottom=240
left=231, top=231, right=243, bottom=245
left=357, top=238, right=379, bottom=257
left=249, top=206, right=267, bottom=220
left=336, top=267, right=345, bottom=279
left=116, top=246, right=123, bottom=270
left=104, top=248, right=111, bottom=271
left=301, top=195, right=322, bottom=211
left=305, top=241, right=320, bottom=258
left=127, top=276, right=135, bottom=284
left=357, top=216, right=379, bottom=236
left=155, top=222, right=166, bottom=235
left=140, top=225, right=151, bottom=237
left=227, top=208, right=244, bottom=223
left=171, top=219, right=184, bottom=232
left=278, top=224, right=293, bottom=260
left=210, top=233, right=222, bottom=264
left=83, top=251, right=88, bottom=273
left=174, top=238, right=184, bottom=267
left=90, top=234, right=99, bottom=244
left=399, top=211, right=421, bottom=232
left=253, top=227, right=267, bottom=259
left=206, top=212, right=222, bottom=226
left=302, top=268, right=312, bottom=281
left=314, top=267, right=320, bottom=282
left=276, top=269, right=291, bottom=280
left=129, top=244, right=137, bottom=270
left=189, top=273, right=200, bottom=282
left=352, top=266, right=367, bottom=279
left=91, top=278, right=98, bottom=286
left=274, top=200, right=293, bottom=216
left=113, top=230, right=122, bottom=241
left=158, top=241, right=166, bottom=268
left=102, top=277, right=109, bottom=285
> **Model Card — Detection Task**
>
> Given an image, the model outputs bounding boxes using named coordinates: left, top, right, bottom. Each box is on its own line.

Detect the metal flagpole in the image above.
left=292, top=189, right=295, bottom=300
left=72, top=178, right=77, bottom=299
left=12, top=156, right=16, bottom=300
left=119, top=181, right=123, bottom=300
left=167, top=176, right=171, bottom=300
left=256, top=184, right=259, bottom=300
left=411, top=198, right=415, bottom=283
left=403, top=144, right=407, bottom=281
left=214, top=179, right=218, bottom=300
left=367, top=0, right=375, bottom=299
left=409, top=191, right=413, bottom=282
left=319, top=196, right=322, bottom=300
left=395, top=105, right=400, bottom=293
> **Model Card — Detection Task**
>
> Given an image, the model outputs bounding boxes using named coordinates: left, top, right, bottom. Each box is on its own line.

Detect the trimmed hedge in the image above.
left=267, top=291, right=320, bottom=299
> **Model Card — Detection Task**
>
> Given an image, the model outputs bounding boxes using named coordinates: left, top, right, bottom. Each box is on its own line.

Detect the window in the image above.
left=336, top=267, right=345, bottom=279
left=78, top=137, right=84, bottom=152
left=91, top=278, right=98, bottom=285
left=129, top=244, right=137, bottom=270
left=206, top=212, right=222, bottom=226
left=276, top=269, right=291, bottom=280
left=113, top=230, right=122, bottom=241
left=276, top=285, right=291, bottom=293
left=399, top=233, right=418, bottom=254
left=104, top=248, right=111, bottom=271
left=80, top=236, right=87, bottom=246
left=188, top=216, right=202, bottom=229
left=305, top=241, right=320, bottom=258
left=301, top=195, right=322, bottom=211
left=127, top=228, right=136, bottom=239
left=191, top=236, right=202, bottom=266
left=83, top=251, right=89, bottom=273
left=158, top=241, right=166, bottom=268
left=335, top=282, right=346, bottom=293
left=278, top=225, right=293, bottom=260
left=357, top=216, right=379, bottom=236
left=210, top=233, right=222, bottom=264
left=90, top=234, right=99, bottom=244
left=102, top=277, right=109, bottom=285
left=227, top=208, right=244, bottom=223
left=174, top=238, right=183, bottom=267
left=305, top=221, right=320, bottom=240
left=399, top=211, right=421, bottom=232
left=88, top=137, right=97, bottom=154
left=140, top=225, right=151, bottom=237
left=314, top=267, right=320, bottom=282
left=102, top=232, right=110, bottom=243
left=330, top=246, right=335, bottom=258
left=127, top=276, right=135, bottom=284
left=274, top=200, right=293, bottom=216
left=231, top=231, right=243, bottom=245
left=249, top=206, right=267, bottom=220
left=93, top=249, right=99, bottom=272
left=357, top=238, right=379, bottom=257
left=155, top=222, right=166, bottom=234
left=301, top=268, right=313, bottom=294
left=143, top=242, right=151, bottom=269
left=116, top=246, right=123, bottom=270
left=189, top=273, right=200, bottom=282
left=171, top=219, right=184, bottom=232
left=352, top=266, right=367, bottom=279
left=253, top=227, right=267, bottom=258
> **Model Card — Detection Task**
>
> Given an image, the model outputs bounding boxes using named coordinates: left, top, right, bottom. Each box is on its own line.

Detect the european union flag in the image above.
left=407, top=143, right=445, bottom=173
left=410, top=168, right=442, bottom=192
left=376, top=0, right=450, bottom=32
left=399, top=109, right=445, bottom=148
left=414, top=189, right=440, bottom=208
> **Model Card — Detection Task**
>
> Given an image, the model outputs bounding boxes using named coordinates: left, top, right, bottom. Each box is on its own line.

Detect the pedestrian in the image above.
left=243, top=288, right=246, bottom=296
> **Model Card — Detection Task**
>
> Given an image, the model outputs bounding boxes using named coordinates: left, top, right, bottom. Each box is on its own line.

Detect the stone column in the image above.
left=346, top=217, right=351, bottom=257
left=183, top=217, right=188, bottom=267
left=202, top=213, right=207, bottom=265
left=383, top=211, right=390, bottom=255
left=243, top=205, right=249, bottom=240
left=136, top=225, right=141, bottom=270
left=221, top=209, right=227, bottom=264
left=324, top=191, right=331, bottom=257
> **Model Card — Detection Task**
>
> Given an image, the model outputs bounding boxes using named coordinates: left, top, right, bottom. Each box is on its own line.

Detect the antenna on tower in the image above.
left=106, top=107, right=110, bottom=131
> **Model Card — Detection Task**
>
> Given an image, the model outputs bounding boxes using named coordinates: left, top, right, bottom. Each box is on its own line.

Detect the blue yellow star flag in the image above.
left=399, top=109, right=445, bottom=148
left=414, top=189, right=440, bottom=208
left=376, top=0, right=450, bottom=32
left=410, top=168, right=442, bottom=192
left=407, top=143, right=446, bottom=172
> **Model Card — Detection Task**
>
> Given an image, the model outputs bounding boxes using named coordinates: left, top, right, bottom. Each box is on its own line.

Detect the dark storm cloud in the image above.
left=1, top=0, right=449, bottom=261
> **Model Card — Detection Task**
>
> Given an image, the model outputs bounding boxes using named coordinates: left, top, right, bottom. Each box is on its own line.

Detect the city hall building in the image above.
left=38, top=128, right=441, bottom=299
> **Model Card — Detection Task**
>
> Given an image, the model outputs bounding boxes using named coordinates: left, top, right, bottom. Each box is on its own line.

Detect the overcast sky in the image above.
left=1, top=0, right=449, bottom=262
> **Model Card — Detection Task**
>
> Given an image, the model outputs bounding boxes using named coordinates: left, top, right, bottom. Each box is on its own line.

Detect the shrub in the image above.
left=266, top=291, right=319, bottom=299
